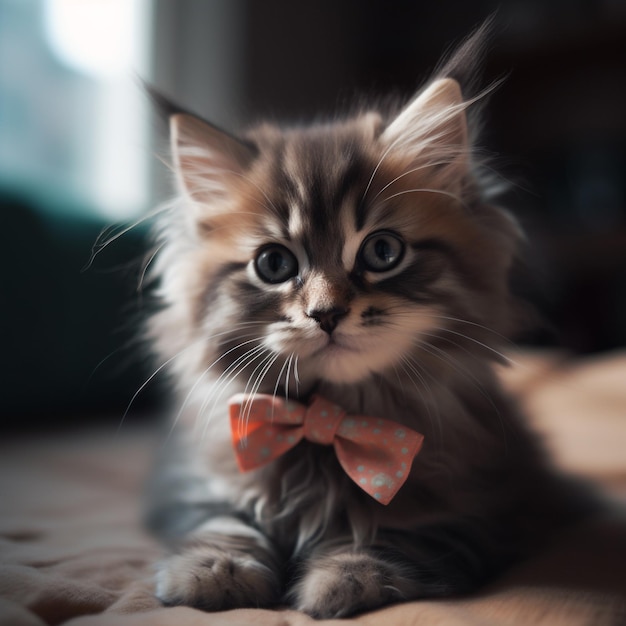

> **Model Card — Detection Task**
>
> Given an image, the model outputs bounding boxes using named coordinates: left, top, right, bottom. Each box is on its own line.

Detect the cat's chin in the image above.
left=309, top=340, right=379, bottom=384
left=315, top=335, right=358, bottom=356
left=284, top=331, right=412, bottom=385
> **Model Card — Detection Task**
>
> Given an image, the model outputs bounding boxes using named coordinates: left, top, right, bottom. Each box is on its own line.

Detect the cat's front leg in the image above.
left=289, top=542, right=418, bottom=619
left=290, top=520, right=499, bottom=618
left=155, top=516, right=282, bottom=611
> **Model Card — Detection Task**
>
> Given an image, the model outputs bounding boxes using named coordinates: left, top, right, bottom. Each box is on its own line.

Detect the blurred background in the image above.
left=1, top=0, right=625, bottom=431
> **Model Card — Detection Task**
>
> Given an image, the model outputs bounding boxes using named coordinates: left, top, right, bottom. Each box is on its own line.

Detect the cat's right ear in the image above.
left=170, top=114, right=256, bottom=208
left=381, top=78, right=468, bottom=171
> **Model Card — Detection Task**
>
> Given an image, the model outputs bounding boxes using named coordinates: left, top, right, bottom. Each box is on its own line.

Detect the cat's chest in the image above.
left=185, top=372, right=480, bottom=507
left=314, top=379, right=446, bottom=434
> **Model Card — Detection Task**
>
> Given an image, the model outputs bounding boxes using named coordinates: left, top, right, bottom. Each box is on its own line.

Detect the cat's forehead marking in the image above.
left=287, top=204, right=306, bottom=240
left=258, top=214, right=288, bottom=242
left=246, top=123, right=400, bottom=275
left=281, top=142, right=309, bottom=204
left=341, top=208, right=362, bottom=270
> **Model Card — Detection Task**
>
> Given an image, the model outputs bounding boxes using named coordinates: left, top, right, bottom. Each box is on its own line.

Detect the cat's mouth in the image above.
left=315, top=334, right=358, bottom=356
left=304, top=331, right=384, bottom=384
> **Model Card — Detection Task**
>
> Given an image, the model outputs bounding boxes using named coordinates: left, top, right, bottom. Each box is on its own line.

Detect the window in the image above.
left=0, top=0, right=152, bottom=221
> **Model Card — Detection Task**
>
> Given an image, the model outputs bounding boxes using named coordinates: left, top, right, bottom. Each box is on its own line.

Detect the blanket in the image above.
left=1, top=352, right=625, bottom=626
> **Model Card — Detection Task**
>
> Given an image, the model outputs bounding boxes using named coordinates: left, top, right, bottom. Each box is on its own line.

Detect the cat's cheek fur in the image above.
left=313, top=309, right=439, bottom=384
left=262, top=297, right=438, bottom=384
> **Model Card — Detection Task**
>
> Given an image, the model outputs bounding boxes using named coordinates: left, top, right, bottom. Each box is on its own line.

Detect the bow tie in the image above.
left=228, top=394, right=424, bottom=505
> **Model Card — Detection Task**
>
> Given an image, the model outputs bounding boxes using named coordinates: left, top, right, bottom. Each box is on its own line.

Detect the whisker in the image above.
left=428, top=313, right=517, bottom=348
left=390, top=363, right=406, bottom=395
left=83, top=203, right=171, bottom=271
left=272, top=354, right=292, bottom=401
left=137, top=243, right=166, bottom=293
left=418, top=336, right=508, bottom=448
left=398, top=354, right=441, bottom=442
left=87, top=347, right=124, bottom=386
left=223, top=169, right=282, bottom=217
left=272, top=354, right=293, bottom=422
left=360, top=90, right=481, bottom=209
left=242, top=351, right=281, bottom=432
left=435, top=327, right=518, bottom=366
left=293, top=355, right=301, bottom=395
left=240, top=350, right=276, bottom=428
left=369, top=160, right=454, bottom=204
left=117, top=335, right=209, bottom=434
left=166, top=323, right=269, bottom=438
left=192, top=326, right=278, bottom=428
left=361, top=148, right=391, bottom=207
left=165, top=333, right=265, bottom=442
left=284, top=353, right=295, bottom=405
left=199, top=343, right=268, bottom=440
left=384, top=306, right=518, bottom=368
left=380, top=187, right=469, bottom=209
left=360, top=124, right=411, bottom=206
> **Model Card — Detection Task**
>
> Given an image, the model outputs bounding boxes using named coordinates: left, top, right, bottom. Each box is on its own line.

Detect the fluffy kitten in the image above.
left=145, top=27, right=591, bottom=618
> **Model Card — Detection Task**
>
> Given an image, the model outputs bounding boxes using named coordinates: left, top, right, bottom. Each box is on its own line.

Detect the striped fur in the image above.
left=146, top=27, right=594, bottom=619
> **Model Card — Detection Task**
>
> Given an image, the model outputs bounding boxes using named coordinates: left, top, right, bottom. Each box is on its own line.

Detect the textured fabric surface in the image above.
left=1, top=351, right=625, bottom=626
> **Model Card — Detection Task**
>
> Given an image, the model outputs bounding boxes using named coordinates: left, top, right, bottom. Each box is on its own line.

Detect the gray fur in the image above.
left=145, top=25, right=597, bottom=618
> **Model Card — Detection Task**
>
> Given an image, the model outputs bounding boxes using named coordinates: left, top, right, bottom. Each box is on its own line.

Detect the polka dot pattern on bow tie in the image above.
left=228, top=393, right=424, bottom=505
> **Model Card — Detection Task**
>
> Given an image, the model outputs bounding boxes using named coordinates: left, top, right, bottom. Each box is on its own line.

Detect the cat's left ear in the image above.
left=381, top=78, right=468, bottom=174
left=170, top=114, right=256, bottom=208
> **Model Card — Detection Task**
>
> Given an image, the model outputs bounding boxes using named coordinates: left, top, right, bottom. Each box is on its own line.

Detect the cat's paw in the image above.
left=155, top=544, right=280, bottom=611
left=292, top=552, right=416, bottom=618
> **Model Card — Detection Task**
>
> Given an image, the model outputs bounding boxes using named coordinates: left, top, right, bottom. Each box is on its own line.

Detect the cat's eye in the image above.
left=359, top=231, right=405, bottom=272
left=255, top=245, right=299, bottom=284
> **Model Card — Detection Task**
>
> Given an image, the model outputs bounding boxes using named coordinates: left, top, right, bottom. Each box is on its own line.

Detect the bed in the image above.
left=1, top=351, right=625, bottom=626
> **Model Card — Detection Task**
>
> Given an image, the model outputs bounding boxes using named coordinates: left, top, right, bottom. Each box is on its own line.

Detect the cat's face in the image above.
left=156, top=79, right=519, bottom=389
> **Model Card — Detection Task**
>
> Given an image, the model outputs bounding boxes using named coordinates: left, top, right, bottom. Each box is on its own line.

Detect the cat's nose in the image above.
left=307, top=307, right=349, bottom=334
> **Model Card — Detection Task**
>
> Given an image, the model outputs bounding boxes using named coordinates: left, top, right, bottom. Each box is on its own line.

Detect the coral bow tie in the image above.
left=228, top=394, right=424, bottom=505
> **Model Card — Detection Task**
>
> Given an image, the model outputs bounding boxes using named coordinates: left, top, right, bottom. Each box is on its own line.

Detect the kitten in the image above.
left=145, top=25, right=593, bottom=618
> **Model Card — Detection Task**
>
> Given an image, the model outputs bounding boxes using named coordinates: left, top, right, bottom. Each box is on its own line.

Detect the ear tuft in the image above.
left=381, top=78, right=468, bottom=168
left=170, top=114, right=256, bottom=206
